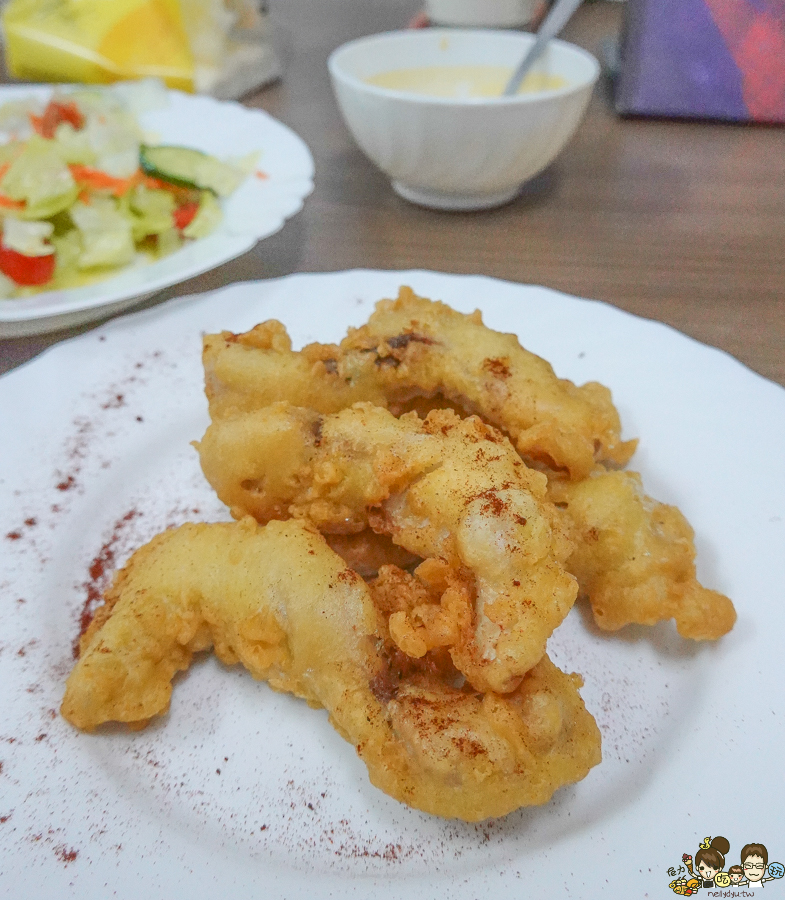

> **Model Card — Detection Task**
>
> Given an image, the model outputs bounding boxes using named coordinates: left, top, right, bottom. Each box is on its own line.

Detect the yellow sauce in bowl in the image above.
left=365, top=65, right=568, bottom=98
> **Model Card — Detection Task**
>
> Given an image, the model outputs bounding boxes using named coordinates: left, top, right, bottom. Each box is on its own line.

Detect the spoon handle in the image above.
left=503, top=0, right=585, bottom=96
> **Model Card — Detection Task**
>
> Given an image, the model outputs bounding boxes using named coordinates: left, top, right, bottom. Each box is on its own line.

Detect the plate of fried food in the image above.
left=0, top=81, right=314, bottom=337
left=1, top=270, right=783, bottom=899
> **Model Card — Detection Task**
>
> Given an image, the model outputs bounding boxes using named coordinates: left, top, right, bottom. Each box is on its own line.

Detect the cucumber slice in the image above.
left=139, top=145, right=244, bottom=196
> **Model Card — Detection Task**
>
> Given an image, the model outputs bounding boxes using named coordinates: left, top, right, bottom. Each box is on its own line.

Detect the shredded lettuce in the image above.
left=231, top=150, right=261, bottom=177
left=51, top=227, right=81, bottom=274
left=70, top=197, right=135, bottom=269
left=156, top=226, right=182, bottom=258
left=51, top=122, right=98, bottom=166
left=0, top=141, right=23, bottom=166
left=2, top=216, right=54, bottom=255
left=109, top=79, right=169, bottom=116
left=0, top=84, right=250, bottom=296
left=1, top=137, right=77, bottom=216
left=0, top=99, right=37, bottom=142
left=0, top=271, right=17, bottom=299
left=127, top=184, right=176, bottom=240
left=55, top=89, right=144, bottom=177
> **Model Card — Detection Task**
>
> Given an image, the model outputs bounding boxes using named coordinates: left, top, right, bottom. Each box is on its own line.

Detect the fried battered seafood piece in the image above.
left=346, top=288, right=636, bottom=478
left=196, top=400, right=434, bottom=531
left=203, top=319, right=387, bottom=420
left=202, top=288, right=636, bottom=479
left=325, top=530, right=420, bottom=579
left=63, top=519, right=375, bottom=727
left=548, top=470, right=736, bottom=639
left=62, top=519, right=600, bottom=821
left=196, top=404, right=578, bottom=692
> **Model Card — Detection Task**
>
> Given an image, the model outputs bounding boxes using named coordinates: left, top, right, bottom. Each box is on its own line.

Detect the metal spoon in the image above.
left=503, top=0, right=585, bottom=96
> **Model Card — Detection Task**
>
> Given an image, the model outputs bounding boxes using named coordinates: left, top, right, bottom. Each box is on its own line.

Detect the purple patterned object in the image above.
left=616, top=0, right=785, bottom=123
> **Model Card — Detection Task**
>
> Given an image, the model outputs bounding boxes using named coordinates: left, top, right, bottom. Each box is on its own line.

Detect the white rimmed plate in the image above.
left=0, top=86, right=314, bottom=337
left=1, top=270, right=783, bottom=899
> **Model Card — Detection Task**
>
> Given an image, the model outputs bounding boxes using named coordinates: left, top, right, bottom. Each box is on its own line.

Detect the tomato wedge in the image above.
left=0, top=244, right=56, bottom=286
left=173, top=201, right=200, bottom=230
left=30, top=100, right=85, bottom=139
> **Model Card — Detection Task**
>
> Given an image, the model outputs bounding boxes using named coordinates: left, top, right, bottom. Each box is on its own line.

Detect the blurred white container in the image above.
left=425, top=0, right=539, bottom=27
left=328, top=29, right=599, bottom=210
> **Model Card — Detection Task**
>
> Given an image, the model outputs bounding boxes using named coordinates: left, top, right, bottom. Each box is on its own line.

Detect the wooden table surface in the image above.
left=1, top=0, right=783, bottom=387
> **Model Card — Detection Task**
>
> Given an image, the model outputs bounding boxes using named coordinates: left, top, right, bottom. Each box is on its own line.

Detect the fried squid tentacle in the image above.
left=62, top=519, right=600, bottom=822
left=196, top=404, right=578, bottom=693
left=548, top=470, right=736, bottom=639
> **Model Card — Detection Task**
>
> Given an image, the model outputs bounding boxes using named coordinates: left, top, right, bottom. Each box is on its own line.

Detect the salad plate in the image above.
left=1, top=270, right=783, bottom=899
left=0, top=83, right=314, bottom=337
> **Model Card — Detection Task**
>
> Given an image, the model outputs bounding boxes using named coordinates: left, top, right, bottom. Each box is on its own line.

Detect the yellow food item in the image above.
left=202, top=287, right=636, bottom=479
left=2, top=0, right=194, bottom=90
left=1, top=0, right=272, bottom=94
left=365, top=65, right=568, bottom=98
left=62, top=286, right=735, bottom=823
left=199, top=288, right=733, bottom=644
left=62, top=518, right=601, bottom=821
left=196, top=404, right=578, bottom=693
left=548, top=469, right=737, bottom=639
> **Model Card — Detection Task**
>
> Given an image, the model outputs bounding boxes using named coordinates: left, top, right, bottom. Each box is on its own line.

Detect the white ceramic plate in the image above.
left=0, top=85, right=314, bottom=338
left=1, top=271, right=783, bottom=900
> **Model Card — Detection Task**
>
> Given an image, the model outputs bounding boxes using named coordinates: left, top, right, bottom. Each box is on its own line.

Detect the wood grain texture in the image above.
left=2, top=1, right=783, bottom=387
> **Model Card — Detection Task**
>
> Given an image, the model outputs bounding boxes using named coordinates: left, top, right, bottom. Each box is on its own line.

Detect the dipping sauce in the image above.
left=365, top=65, right=568, bottom=98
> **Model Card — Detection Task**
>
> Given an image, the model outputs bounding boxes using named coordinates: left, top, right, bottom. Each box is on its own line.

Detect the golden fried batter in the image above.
left=197, top=404, right=578, bottom=693
left=203, top=319, right=386, bottom=420
left=346, top=288, right=636, bottom=478
left=62, top=519, right=600, bottom=821
left=199, top=291, right=732, bottom=652
left=202, top=288, right=636, bottom=479
left=61, top=290, right=735, bottom=826
left=548, top=469, right=735, bottom=639
left=325, top=529, right=420, bottom=579
left=369, top=561, right=472, bottom=660
left=196, top=400, right=436, bottom=531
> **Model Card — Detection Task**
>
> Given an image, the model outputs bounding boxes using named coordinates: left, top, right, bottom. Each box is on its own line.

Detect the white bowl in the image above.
left=328, top=29, right=599, bottom=210
left=425, top=0, right=538, bottom=27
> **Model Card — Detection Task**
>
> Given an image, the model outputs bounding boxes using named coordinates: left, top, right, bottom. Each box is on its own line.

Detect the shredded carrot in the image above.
left=0, top=162, right=21, bottom=207
left=141, top=174, right=171, bottom=191
left=255, top=170, right=269, bottom=180
left=0, top=194, right=25, bottom=210
left=68, top=165, right=141, bottom=197
left=141, top=174, right=195, bottom=203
